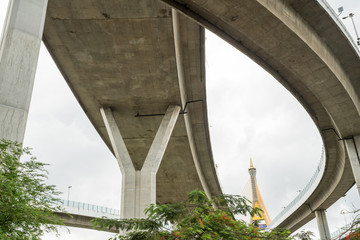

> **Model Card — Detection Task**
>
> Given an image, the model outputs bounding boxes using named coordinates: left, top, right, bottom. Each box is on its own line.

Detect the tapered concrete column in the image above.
left=0, top=0, right=48, bottom=142
left=100, top=107, right=137, bottom=218
left=100, top=105, right=181, bottom=218
left=315, top=210, right=331, bottom=240
left=345, top=135, right=360, bottom=197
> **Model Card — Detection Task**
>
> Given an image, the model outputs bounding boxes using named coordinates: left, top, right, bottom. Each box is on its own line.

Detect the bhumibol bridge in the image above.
left=0, top=0, right=359, bottom=239
left=57, top=195, right=354, bottom=238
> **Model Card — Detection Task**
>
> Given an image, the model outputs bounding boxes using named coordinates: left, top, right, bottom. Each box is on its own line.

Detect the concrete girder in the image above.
left=0, top=0, right=48, bottom=142
left=100, top=105, right=181, bottom=219
left=256, top=0, right=360, bottom=117
left=171, top=9, right=211, bottom=198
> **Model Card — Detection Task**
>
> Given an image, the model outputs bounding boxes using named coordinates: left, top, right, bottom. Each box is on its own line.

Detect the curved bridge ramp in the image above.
left=55, top=200, right=120, bottom=233
left=42, top=0, right=360, bottom=232
left=160, top=0, right=360, bottom=232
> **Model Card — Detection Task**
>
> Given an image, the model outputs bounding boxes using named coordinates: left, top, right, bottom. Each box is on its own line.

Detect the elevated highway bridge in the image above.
left=1, top=0, right=360, bottom=238
left=56, top=198, right=357, bottom=238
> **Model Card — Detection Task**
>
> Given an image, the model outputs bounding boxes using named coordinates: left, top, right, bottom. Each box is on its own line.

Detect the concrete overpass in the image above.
left=0, top=0, right=222, bottom=220
left=1, top=0, right=360, bottom=238
left=55, top=197, right=356, bottom=238
left=157, top=0, right=360, bottom=236
left=42, top=0, right=223, bottom=219
left=54, top=200, right=120, bottom=233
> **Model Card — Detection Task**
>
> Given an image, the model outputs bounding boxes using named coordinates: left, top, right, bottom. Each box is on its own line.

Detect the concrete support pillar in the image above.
left=100, top=105, right=181, bottom=219
left=315, top=210, right=331, bottom=240
left=0, top=0, right=48, bottom=142
left=345, top=135, right=360, bottom=196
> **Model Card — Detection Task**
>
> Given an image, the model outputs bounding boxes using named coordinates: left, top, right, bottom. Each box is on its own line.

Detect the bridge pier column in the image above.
left=315, top=210, right=331, bottom=240
left=345, top=135, right=360, bottom=197
left=0, top=0, right=48, bottom=142
left=100, top=105, right=180, bottom=219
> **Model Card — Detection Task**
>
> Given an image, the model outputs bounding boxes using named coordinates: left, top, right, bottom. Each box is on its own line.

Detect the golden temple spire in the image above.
left=247, top=157, right=271, bottom=228
left=249, top=157, right=255, bottom=169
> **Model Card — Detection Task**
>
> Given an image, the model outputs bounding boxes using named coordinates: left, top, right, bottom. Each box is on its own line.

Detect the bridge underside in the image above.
left=42, top=0, right=360, bottom=231
left=43, top=0, right=222, bottom=206
left=1, top=0, right=359, bottom=234
left=160, top=0, right=360, bottom=232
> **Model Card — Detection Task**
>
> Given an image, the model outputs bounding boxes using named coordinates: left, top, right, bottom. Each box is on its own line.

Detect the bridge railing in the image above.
left=268, top=148, right=325, bottom=229
left=317, top=0, right=360, bottom=56
left=327, top=222, right=353, bottom=240
left=58, top=199, right=120, bottom=218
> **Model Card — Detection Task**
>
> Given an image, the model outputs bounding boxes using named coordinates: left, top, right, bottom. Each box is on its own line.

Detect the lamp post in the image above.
left=67, top=186, right=72, bottom=206
left=343, top=13, right=360, bottom=46
left=340, top=209, right=348, bottom=225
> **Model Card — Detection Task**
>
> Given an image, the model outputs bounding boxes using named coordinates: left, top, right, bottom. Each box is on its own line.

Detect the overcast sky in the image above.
left=1, top=0, right=360, bottom=239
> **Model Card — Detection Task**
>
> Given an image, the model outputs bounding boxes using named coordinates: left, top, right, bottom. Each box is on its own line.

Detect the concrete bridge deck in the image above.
left=43, top=0, right=222, bottom=207
left=160, top=0, right=360, bottom=232
left=1, top=0, right=360, bottom=234
left=55, top=200, right=120, bottom=233
left=43, top=0, right=360, bottom=231
left=55, top=198, right=356, bottom=237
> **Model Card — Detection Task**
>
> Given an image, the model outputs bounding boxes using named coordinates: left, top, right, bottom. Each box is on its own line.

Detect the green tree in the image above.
left=0, top=139, right=63, bottom=239
left=93, top=190, right=292, bottom=240
left=293, top=229, right=314, bottom=240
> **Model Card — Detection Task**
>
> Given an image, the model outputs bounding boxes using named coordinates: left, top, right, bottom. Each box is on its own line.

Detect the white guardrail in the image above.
left=327, top=223, right=353, bottom=240
left=268, top=149, right=325, bottom=229
left=58, top=199, right=120, bottom=219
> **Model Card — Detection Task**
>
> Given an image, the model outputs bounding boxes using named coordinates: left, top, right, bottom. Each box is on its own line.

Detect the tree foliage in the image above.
left=93, top=190, right=292, bottom=240
left=293, top=229, right=314, bottom=240
left=334, top=214, right=360, bottom=240
left=0, top=139, right=63, bottom=239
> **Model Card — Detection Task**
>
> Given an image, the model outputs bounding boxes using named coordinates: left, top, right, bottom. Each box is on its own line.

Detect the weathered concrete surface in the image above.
left=43, top=0, right=222, bottom=207
left=54, top=212, right=118, bottom=233
left=0, top=0, right=48, bottom=142
left=160, top=0, right=360, bottom=232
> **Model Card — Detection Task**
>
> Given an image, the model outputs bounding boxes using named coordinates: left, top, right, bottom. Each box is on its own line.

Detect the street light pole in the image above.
left=340, top=210, right=347, bottom=225
left=67, top=186, right=72, bottom=206
left=343, top=13, right=360, bottom=46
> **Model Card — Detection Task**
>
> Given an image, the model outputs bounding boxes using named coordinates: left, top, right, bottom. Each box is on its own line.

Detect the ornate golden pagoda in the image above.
left=248, top=158, right=271, bottom=229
